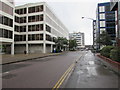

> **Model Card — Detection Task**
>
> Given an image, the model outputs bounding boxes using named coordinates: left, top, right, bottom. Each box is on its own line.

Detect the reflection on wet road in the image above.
left=65, top=51, right=119, bottom=88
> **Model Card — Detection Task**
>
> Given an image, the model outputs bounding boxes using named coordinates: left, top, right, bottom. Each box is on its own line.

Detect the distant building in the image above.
left=96, top=2, right=116, bottom=49
left=110, top=0, right=120, bottom=47
left=93, top=20, right=97, bottom=49
left=69, top=32, right=85, bottom=49
left=0, top=0, right=14, bottom=54
left=14, top=2, right=69, bottom=54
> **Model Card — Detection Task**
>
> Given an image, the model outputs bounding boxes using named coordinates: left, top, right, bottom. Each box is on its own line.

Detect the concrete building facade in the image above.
left=96, top=2, right=116, bottom=49
left=0, top=0, right=14, bottom=54
left=69, top=32, right=85, bottom=49
left=14, top=2, right=69, bottom=54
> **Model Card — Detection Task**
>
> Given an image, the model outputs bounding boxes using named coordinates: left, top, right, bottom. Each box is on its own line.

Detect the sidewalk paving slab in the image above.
left=0, top=53, right=62, bottom=65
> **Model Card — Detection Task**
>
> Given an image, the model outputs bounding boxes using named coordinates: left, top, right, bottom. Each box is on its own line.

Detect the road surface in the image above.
left=2, top=51, right=84, bottom=88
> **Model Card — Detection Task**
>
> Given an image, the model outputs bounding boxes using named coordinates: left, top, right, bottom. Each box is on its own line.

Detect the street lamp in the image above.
left=82, top=17, right=94, bottom=20
left=82, top=17, right=95, bottom=50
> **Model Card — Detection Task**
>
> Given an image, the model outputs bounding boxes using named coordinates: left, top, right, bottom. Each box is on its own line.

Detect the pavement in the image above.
left=65, top=51, right=120, bottom=88
left=1, top=52, right=62, bottom=65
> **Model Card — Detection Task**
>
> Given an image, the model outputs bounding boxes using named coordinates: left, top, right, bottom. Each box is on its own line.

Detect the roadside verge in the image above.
left=97, top=54, right=120, bottom=75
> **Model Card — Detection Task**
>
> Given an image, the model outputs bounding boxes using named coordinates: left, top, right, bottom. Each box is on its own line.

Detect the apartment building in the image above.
left=0, top=0, right=14, bottom=54
left=96, top=2, right=116, bottom=49
left=110, top=0, right=120, bottom=46
left=14, top=2, right=69, bottom=54
left=69, top=32, right=85, bottom=49
left=93, top=20, right=97, bottom=49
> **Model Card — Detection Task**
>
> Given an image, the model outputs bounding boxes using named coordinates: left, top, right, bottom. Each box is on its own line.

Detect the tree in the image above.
left=69, top=39, right=77, bottom=50
left=55, top=37, right=68, bottom=52
left=96, top=31, right=112, bottom=46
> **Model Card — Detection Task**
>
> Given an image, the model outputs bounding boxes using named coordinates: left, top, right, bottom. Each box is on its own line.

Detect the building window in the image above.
left=15, top=8, right=27, bottom=15
left=100, top=28, right=105, bottom=34
left=100, top=21, right=105, bottom=27
left=99, top=13, right=105, bottom=19
left=46, top=34, right=52, bottom=41
left=1, top=16, right=13, bottom=27
left=99, top=6, right=105, bottom=12
left=28, top=24, right=43, bottom=32
left=28, top=34, right=43, bottom=41
left=20, top=17, right=26, bottom=23
left=28, top=5, right=43, bottom=13
left=15, top=35, right=26, bottom=41
left=46, top=25, right=51, bottom=33
left=0, top=28, right=13, bottom=39
left=28, top=15, right=43, bottom=22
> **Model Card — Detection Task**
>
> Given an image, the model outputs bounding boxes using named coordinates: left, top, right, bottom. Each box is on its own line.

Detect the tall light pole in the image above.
left=82, top=17, right=95, bottom=49
left=82, top=17, right=94, bottom=21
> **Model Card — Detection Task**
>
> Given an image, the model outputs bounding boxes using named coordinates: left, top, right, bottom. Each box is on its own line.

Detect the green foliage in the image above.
left=96, top=31, right=113, bottom=46
left=69, top=40, right=77, bottom=50
left=100, top=46, right=114, bottom=58
left=110, top=47, right=120, bottom=62
left=55, top=37, right=68, bottom=51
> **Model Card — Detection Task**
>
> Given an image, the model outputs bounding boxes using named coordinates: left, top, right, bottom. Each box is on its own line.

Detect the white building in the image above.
left=69, top=32, right=85, bottom=49
left=14, top=2, right=69, bottom=54
left=0, top=0, right=14, bottom=54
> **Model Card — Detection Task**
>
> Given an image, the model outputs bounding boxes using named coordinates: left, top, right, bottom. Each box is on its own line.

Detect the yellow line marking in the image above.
left=52, top=63, right=74, bottom=90
left=56, top=64, right=75, bottom=89
left=52, top=54, right=83, bottom=90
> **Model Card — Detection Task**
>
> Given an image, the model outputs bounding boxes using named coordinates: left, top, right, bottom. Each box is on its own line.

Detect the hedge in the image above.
left=100, top=46, right=114, bottom=58
left=110, top=47, right=120, bottom=62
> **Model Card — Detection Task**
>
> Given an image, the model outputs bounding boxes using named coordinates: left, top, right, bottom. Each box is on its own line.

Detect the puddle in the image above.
left=86, top=67, right=98, bottom=76
left=88, top=61, right=95, bottom=65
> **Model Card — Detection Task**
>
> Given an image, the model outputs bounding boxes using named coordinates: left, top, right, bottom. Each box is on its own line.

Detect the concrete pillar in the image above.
left=26, top=7, right=28, bottom=54
left=43, top=43, right=46, bottom=53
left=51, top=44, right=53, bottom=53
left=11, top=42, right=14, bottom=55
left=26, top=44, right=28, bottom=54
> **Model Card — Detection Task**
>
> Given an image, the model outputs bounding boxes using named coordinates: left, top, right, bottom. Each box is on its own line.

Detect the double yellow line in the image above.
left=52, top=63, right=75, bottom=89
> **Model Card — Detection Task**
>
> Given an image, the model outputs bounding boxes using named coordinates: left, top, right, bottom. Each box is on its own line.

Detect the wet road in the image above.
left=2, top=51, right=84, bottom=88
left=65, top=51, right=120, bottom=88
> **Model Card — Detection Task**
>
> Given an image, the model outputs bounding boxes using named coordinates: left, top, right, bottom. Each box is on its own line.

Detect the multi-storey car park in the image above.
left=0, top=0, right=14, bottom=54
left=14, top=2, right=69, bottom=54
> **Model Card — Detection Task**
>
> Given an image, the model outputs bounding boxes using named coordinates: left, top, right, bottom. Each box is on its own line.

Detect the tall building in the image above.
left=93, top=20, right=97, bottom=49
left=14, top=2, right=69, bottom=54
left=69, top=32, right=85, bottom=49
left=110, top=0, right=120, bottom=47
left=96, top=2, right=116, bottom=49
left=0, top=0, right=14, bottom=54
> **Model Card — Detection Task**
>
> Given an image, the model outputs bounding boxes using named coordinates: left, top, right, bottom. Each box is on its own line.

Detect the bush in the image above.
left=110, top=47, right=120, bottom=62
left=100, top=46, right=114, bottom=58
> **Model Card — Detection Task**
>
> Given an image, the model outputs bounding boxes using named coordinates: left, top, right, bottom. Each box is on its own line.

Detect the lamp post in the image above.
left=82, top=17, right=96, bottom=51
left=82, top=17, right=94, bottom=20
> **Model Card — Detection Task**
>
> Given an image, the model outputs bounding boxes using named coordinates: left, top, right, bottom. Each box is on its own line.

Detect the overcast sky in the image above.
left=15, top=0, right=110, bottom=45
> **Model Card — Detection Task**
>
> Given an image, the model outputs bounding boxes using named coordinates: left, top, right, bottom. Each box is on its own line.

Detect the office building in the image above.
left=14, top=2, right=69, bottom=54
left=93, top=20, right=97, bottom=49
left=69, top=32, right=85, bottom=49
left=96, top=2, right=116, bottom=49
left=110, top=0, right=120, bottom=46
left=0, top=0, right=14, bottom=54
